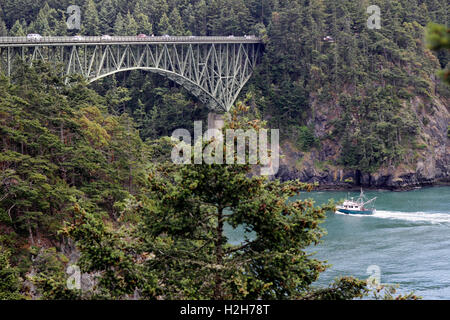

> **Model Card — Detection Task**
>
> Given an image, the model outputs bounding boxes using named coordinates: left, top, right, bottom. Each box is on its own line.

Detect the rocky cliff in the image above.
left=275, top=94, right=449, bottom=190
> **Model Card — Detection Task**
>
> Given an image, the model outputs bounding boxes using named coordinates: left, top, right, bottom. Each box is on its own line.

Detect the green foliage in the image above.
left=61, top=103, right=370, bottom=300
left=0, top=0, right=445, bottom=174
left=0, top=0, right=445, bottom=301
left=62, top=204, right=155, bottom=299
left=301, top=277, right=368, bottom=300
left=29, top=247, right=80, bottom=300
left=0, top=63, right=150, bottom=298
left=295, top=126, right=318, bottom=151
left=0, top=247, right=24, bottom=300
left=427, top=23, right=450, bottom=84
left=369, top=284, right=421, bottom=300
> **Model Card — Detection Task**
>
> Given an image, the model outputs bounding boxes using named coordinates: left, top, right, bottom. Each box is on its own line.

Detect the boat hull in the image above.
left=336, top=208, right=374, bottom=215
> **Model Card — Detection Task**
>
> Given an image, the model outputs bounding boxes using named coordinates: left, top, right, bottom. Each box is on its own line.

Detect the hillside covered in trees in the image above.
left=0, top=0, right=448, bottom=300
left=0, top=0, right=448, bottom=189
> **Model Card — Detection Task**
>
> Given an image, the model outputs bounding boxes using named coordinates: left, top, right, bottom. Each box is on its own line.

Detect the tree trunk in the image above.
left=214, top=206, right=224, bottom=300
left=28, top=219, right=35, bottom=246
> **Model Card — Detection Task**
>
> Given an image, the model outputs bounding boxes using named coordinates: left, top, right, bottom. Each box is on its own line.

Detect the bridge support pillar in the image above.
left=208, top=113, right=225, bottom=131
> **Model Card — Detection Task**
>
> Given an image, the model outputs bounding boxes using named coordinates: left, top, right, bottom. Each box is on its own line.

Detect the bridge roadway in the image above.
left=0, top=35, right=262, bottom=46
left=0, top=36, right=263, bottom=111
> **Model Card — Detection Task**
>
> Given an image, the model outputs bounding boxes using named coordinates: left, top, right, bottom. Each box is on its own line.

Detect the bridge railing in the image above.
left=0, top=36, right=261, bottom=44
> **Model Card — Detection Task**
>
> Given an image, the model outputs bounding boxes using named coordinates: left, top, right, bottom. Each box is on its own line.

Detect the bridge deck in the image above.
left=0, top=36, right=263, bottom=111
left=0, top=36, right=262, bottom=46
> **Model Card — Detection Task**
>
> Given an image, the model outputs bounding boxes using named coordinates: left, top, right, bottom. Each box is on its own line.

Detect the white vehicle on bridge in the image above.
left=0, top=36, right=262, bottom=111
left=73, top=35, right=84, bottom=41
left=27, top=34, right=42, bottom=41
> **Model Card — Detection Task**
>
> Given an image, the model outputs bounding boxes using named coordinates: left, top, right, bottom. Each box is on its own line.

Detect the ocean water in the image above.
left=225, top=186, right=450, bottom=299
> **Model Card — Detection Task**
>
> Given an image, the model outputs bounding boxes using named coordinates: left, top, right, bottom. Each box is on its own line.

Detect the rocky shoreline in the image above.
left=275, top=134, right=449, bottom=191
left=276, top=162, right=450, bottom=191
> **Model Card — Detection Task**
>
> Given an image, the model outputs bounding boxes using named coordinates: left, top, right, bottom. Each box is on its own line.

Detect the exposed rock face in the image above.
left=275, top=96, right=449, bottom=190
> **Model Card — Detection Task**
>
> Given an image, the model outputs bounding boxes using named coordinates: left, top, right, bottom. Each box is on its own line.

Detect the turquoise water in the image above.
left=225, top=186, right=450, bottom=299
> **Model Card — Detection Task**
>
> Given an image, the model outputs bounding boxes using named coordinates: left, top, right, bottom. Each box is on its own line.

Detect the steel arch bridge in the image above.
left=0, top=36, right=263, bottom=112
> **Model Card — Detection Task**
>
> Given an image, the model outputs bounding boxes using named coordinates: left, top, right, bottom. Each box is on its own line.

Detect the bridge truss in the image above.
left=0, top=36, right=263, bottom=111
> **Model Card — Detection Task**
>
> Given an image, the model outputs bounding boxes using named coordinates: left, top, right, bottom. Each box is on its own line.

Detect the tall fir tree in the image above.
left=157, top=12, right=173, bottom=35
left=10, top=20, right=25, bottom=36
left=114, top=12, right=126, bottom=36
left=0, top=16, right=7, bottom=36
left=125, top=11, right=138, bottom=35
left=99, top=0, right=116, bottom=34
left=83, top=0, right=100, bottom=35
left=168, top=7, right=184, bottom=36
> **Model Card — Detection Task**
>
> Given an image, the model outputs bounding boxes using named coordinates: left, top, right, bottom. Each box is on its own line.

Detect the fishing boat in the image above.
left=335, top=189, right=376, bottom=215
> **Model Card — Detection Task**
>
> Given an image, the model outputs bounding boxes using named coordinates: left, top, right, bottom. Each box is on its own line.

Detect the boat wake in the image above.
left=373, top=210, right=450, bottom=224
left=336, top=210, right=450, bottom=224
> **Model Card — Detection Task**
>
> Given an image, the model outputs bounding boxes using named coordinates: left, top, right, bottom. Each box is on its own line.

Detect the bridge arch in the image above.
left=89, top=67, right=224, bottom=111
left=0, top=36, right=263, bottom=112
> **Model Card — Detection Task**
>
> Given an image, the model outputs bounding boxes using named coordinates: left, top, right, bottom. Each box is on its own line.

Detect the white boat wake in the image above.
left=335, top=210, right=450, bottom=224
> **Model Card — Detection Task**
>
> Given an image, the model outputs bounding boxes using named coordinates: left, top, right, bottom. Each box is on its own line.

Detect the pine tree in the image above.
left=64, top=105, right=369, bottom=300
left=33, top=4, right=51, bottom=35
left=168, top=7, right=184, bottom=36
left=194, top=0, right=208, bottom=35
left=147, top=0, right=169, bottom=26
left=0, top=16, right=7, bottom=36
left=113, top=12, right=126, bottom=36
left=157, top=12, right=173, bottom=35
left=83, top=0, right=100, bottom=35
left=99, top=0, right=116, bottom=34
left=10, top=20, right=25, bottom=36
left=0, top=248, right=23, bottom=300
left=125, top=11, right=138, bottom=35
left=55, top=12, right=68, bottom=36
left=134, top=1, right=153, bottom=35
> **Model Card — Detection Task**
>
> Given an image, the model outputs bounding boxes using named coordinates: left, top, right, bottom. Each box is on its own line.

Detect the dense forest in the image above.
left=0, top=0, right=448, bottom=300
left=0, top=0, right=448, bottom=173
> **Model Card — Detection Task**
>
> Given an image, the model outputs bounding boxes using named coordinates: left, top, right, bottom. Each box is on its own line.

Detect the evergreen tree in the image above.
left=64, top=105, right=369, bottom=300
left=194, top=0, right=208, bottom=35
left=168, top=7, right=184, bottom=36
left=0, top=16, right=8, bottom=36
left=33, top=4, right=51, bottom=35
left=98, top=0, right=117, bottom=34
left=157, top=12, right=173, bottom=35
left=10, top=20, right=25, bottom=36
left=147, top=0, right=169, bottom=26
left=55, top=11, right=68, bottom=36
left=83, top=0, right=100, bottom=35
left=134, top=0, right=153, bottom=35
left=113, top=12, right=126, bottom=36
left=125, top=11, right=138, bottom=35
left=427, top=23, right=450, bottom=84
left=0, top=248, right=23, bottom=300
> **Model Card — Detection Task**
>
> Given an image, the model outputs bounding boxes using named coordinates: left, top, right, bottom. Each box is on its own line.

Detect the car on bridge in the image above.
left=27, top=34, right=42, bottom=41
left=101, top=35, right=112, bottom=40
left=137, top=34, right=147, bottom=39
left=73, top=35, right=84, bottom=41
